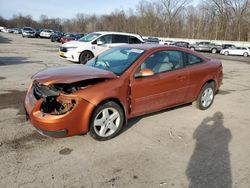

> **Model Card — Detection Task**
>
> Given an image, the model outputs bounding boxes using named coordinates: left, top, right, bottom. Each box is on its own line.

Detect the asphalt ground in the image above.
left=0, top=32, right=250, bottom=188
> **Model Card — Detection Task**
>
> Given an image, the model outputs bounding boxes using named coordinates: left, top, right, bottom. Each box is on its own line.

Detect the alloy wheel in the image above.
left=93, top=107, right=120, bottom=137
left=201, top=88, right=214, bottom=108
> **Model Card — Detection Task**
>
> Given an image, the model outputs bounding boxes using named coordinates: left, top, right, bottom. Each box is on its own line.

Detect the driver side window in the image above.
left=137, top=50, right=184, bottom=74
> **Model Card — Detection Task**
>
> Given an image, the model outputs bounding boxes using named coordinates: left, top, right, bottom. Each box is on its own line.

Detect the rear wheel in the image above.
left=79, top=51, right=94, bottom=64
left=211, top=48, right=217, bottom=54
left=243, top=52, right=248, bottom=57
left=89, top=101, right=124, bottom=141
left=193, top=83, right=215, bottom=110
left=190, top=47, right=195, bottom=51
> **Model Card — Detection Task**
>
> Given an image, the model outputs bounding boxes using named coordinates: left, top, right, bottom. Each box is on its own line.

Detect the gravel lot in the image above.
left=0, top=32, right=250, bottom=188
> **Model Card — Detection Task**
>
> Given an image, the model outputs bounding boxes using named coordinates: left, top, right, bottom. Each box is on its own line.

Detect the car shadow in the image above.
left=0, top=34, right=12, bottom=43
left=0, top=56, right=43, bottom=66
left=0, top=90, right=26, bottom=116
left=121, top=103, right=191, bottom=134
left=185, top=112, right=232, bottom=188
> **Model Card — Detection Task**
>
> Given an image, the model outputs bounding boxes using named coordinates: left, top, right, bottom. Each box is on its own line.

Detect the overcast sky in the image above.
left=0, top=0, right=201, bottom=20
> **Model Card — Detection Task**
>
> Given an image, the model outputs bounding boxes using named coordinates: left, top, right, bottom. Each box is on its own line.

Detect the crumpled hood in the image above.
left=62, top=40, right=86, bottom=48
left=32, top=65, right=117, bottom=85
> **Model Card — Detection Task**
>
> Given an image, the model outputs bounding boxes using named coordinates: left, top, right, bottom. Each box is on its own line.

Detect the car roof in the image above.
left=94, top=31, right=142, bottom=38
left=116, top=44, right=209, bottom=60
left=116, top=44, right=163, bottom=50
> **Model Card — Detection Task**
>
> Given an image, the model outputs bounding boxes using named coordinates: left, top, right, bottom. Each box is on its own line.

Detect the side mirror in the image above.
left=135, top=69, right=155, bottom=78
left=97, top=40, right=104, bottom=46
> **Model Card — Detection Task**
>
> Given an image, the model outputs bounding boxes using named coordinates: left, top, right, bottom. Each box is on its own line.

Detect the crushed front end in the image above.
left=24, top=81, right=95, bottom=137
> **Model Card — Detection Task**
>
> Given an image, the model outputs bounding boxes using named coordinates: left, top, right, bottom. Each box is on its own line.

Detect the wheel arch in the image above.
left=195, top=79, right=216, bottom=100
left=79, top=50, right=94, bottom=62
left=88, top=98, right=127, bottom=131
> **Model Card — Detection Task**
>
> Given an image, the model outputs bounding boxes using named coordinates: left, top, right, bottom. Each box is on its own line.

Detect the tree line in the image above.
left=0, top=0, right=249, bottom=41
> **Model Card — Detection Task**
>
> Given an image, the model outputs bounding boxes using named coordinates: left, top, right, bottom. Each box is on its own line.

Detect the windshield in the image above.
left=86, top=47, right=145, bottom=75
left=78, top=32, right=101, bottom=42
left=23, top=28, right=33, bottom=31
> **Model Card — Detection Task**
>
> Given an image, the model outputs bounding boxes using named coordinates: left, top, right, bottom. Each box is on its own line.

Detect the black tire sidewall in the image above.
left=79, top=51, right=93, bottom=64
left=197, top=83, right=215, bottom=110
left=89, top=101, right=124, bottom=141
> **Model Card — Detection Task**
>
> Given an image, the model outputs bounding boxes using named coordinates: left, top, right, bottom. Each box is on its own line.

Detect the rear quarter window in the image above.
left=129, top=36, right=142, bottom=44
left=187, top=53, right=203, bottom=65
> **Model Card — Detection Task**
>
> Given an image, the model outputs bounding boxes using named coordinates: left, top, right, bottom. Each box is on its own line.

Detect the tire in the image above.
left=79, top=51, right=94, bottom=64
left=89, top=101, right=124, bottom=141
left=211, top=48, right=217, bottom=54
left=190, top=47, right=195, bottom=51
left=224, top=51, right=229, bottom=56
left=243, top=52, right=248, bottom=57
left=193, top=83, right=215, bottom=110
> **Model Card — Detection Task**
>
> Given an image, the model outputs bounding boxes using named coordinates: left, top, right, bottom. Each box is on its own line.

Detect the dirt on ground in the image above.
left=0, top=32, right=250, bottom=188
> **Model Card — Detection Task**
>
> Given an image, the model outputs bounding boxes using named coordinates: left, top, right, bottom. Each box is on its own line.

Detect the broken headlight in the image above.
left=40, top=95, right=79, bottom=115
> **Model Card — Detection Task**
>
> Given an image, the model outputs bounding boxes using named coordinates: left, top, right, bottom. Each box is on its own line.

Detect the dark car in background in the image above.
left=170, top=41, right=189, bottom=48
left=22, top=27, right=36, bottom=38
left=51, top=31, right=64, bottom=42
left=34, top=29, right=43, bottom=38
left=13, top=28, right=22, bottom=34
left=60, top=33, right=85, bottom=44
left=189, top=41, right=222, bottom=53
left=144, top=37, right=160, bottom=44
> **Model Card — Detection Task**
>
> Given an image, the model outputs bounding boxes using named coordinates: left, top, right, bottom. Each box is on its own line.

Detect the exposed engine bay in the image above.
left=32, top=78, right=108, bottom=115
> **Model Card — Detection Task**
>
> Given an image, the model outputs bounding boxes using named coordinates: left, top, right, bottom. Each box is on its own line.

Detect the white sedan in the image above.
left=40, top=29, right=53, bottom=38
left=220, top=47, right=249, bottom=57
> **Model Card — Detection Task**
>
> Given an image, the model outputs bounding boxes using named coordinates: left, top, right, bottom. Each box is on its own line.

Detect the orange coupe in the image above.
left=24, top=44, right=223, bottom=140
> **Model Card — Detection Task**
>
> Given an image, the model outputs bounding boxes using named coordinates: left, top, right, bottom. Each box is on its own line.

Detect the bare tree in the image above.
left=158, top=0, right=192, bottom=37
left=1, top=0, right=250, bottom=41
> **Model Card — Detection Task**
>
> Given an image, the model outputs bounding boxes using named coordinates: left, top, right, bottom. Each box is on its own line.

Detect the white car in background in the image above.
left=40, top=29, right=54, bottom=38
left=220, top=47, right=249, bottom=57
left=22, top=27, right=35, bottom=37
left=59, top=31, right=144, bottom=64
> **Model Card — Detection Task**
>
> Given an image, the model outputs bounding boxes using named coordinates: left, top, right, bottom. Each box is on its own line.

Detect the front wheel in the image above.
left=89, top=101, right=124, bottom=141
left=193, top=83, right=215, bottom=110
left=224, top=51, right=229, bottom=56
left=79, top=51, right=94, bottom=64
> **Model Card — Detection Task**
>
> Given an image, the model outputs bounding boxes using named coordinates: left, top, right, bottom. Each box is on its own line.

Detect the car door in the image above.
left=91, top=34, right=112, bottom=55
left=130, top=50, right=189, bottom=116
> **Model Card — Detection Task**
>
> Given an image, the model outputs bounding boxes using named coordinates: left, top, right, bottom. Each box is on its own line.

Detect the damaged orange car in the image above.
left=24, top=44, right=223, bottom=140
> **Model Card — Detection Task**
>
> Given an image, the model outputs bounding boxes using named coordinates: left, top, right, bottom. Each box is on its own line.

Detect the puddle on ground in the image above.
left=59, top=148, right=73, bottom=155
left=3, top=131, right=52, bottom=150
left=218, top=90, right=236, bottom=95
left=0, top=90, right=26, bottom=116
